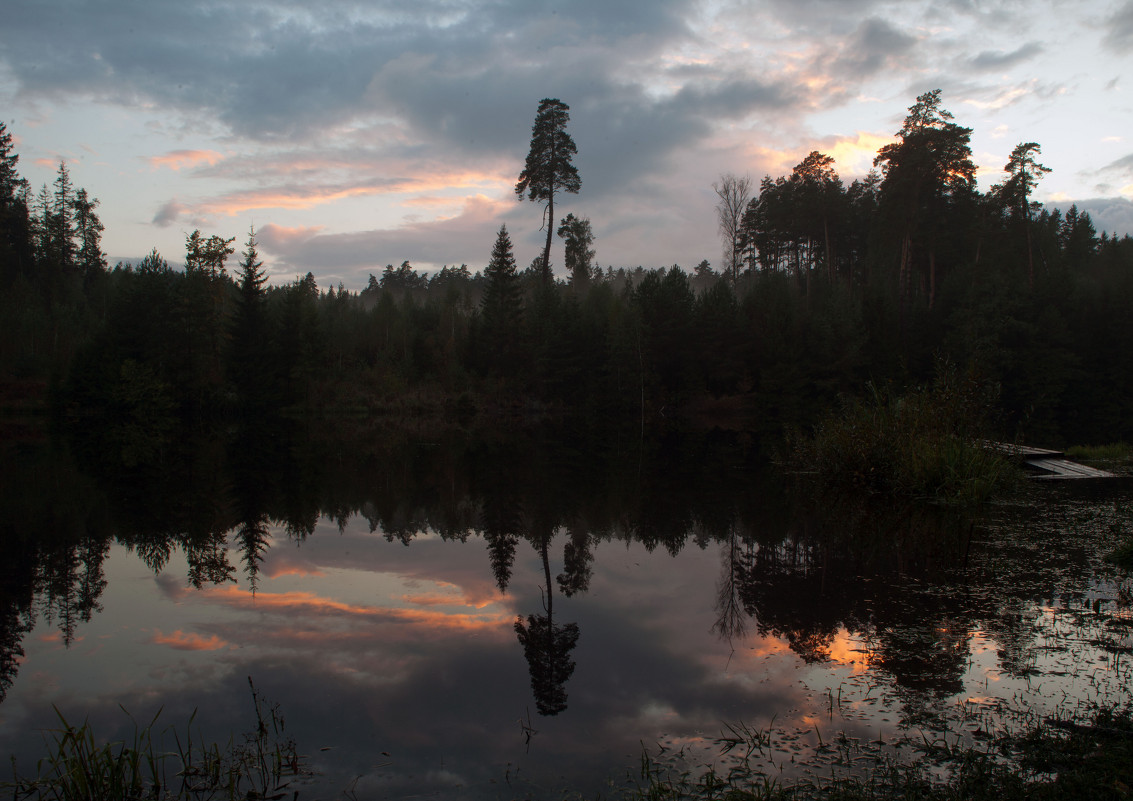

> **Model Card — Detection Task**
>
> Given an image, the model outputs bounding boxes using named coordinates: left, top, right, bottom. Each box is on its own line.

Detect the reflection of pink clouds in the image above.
left=259, top=543, right=326, bottom=578
left=824, top=629, right=869, bottom=674
left=152, top=629, right=229, bottom=651
left=199, top=586, right=513, bottom=635
left=710, top=635, right=791, bottom=669
left=403, top=592, right=492, bottom=609
left=401, top=579, right=500, bottom=610
left=37, top=631, right=82, bottom=644
left=281, top=535, right=508, bottom=611
left=263, top=565, right=325, bottom=579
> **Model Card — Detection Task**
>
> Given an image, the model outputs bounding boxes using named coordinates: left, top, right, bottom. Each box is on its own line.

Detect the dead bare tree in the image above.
left=713, top=173, right=752, bottom=285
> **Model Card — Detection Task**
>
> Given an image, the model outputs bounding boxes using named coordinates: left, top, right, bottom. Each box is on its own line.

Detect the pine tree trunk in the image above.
left=543, top=192, right=554, bottom=282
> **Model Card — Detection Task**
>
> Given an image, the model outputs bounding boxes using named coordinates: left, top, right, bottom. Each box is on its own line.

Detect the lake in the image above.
left=1, top=422, right=1130, bottom=798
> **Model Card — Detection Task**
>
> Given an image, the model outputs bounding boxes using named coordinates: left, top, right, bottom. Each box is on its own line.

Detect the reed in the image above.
left=2, top=678, right=300, bottom=800
left=626, top=705, right=1133, bottom=800
left=1065, top=442, right=1132, bottom=464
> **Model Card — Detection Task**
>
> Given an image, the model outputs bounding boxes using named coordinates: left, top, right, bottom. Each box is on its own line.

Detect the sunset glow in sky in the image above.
left=4, top=0, right=1133, bottom=287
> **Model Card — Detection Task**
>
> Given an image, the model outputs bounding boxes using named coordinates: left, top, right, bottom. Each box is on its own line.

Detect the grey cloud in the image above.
left=152, top=200, right=186, bottom=227
left=1099, top=153, right=1133, bottom=178
left=0, top=0, right=818, bottom=253
left=925, top=0, right=1033, bottom=28
left=0, top=0, right=697, bottom=145
left=480, top=0, right=694, bottom=44
left=1104, top=1, right=1133, bottom=52
left=150, top=199, right=211, bottom=231
left=1063, top=197, right=1133, bottom=238
left=256, top=199, right=519, bottom=280
left=968, top=42, right=1043, bottom=71
left=829, top=18, right=917, bottom=80
left=762, top=0, right=884, bottom=33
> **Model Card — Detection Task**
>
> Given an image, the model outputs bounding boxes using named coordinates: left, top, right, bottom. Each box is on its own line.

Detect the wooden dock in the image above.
left=984, top=442, right=1117, bottom=479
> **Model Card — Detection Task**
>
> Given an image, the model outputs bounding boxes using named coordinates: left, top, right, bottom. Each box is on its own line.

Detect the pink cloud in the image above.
left=147, top=149, right=225, bottom=171
left=257, top=223, right=325, bottom=250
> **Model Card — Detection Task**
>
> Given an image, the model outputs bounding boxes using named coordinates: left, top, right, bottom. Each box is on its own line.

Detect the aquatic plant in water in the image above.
left=2, top=678, right=300, bottom=801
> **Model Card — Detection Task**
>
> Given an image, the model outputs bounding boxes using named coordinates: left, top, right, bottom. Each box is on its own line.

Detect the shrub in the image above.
left=784, top=361, right=1017, bottom=506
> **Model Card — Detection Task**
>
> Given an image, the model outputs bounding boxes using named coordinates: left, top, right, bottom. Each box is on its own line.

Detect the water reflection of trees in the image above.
left=0, top=441, right=111, bottom=702
left=1, top=423, right=1124, bottom=721
left=727, top=499, right=977, bottom=712
left=514, top=519, right=580, bottom=716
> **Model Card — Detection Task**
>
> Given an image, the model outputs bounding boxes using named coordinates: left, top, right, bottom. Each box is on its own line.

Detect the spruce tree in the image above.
left=481, top=224, right=523, bottom=376
left=230, top=227, right=269, bottom=409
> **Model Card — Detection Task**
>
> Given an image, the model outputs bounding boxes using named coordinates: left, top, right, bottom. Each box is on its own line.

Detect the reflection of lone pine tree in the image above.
left=514, top=536, right=579, bottom=716
left=516, top=98, right=580, bottom=282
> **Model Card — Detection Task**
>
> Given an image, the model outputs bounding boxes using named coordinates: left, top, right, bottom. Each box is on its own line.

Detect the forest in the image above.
left=1, top=90, right=1132, bottom=448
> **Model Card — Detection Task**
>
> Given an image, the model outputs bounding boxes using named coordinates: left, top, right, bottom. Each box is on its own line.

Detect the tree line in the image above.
left=1, top=91, right=1132, bottom=446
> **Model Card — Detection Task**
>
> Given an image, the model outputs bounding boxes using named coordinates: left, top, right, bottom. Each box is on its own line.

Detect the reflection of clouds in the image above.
left=271, top=530, right=506, bottom=610
left=153, top=572, right=191, bottom=601
left=402, top=591, right=496, bottom=610
left=204, top=585, right=507, bottom=623
left=152, top=629, right=229, bottom=651
left=259, top=551, right=324, bottom=579
left=824, top=629, right=870, bottom=674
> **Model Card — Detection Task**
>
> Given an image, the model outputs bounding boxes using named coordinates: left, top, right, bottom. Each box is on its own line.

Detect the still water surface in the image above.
left=1, top=427, right=1130, bottom=798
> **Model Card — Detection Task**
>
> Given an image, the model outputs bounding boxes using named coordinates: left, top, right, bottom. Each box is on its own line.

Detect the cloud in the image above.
left=828, top=18, right=918, bottom=80
left=960, top=80, right=1064, bottom=112
left=260, top=194, right=515, bottom=277
left=821, top=131, right=896, bottom=177
left=967, top=42, right=1043, bottom=71
left=147, top=149, right=225, bottom=171
left=1062, top=197, right=1133, bottom=237
left=149, top=156, right=515, bottom=230
left=1104, top=1, right=1133, bottom=52
left=1098, top=152, right=1133, bottom=179
left=257, top=223, right=324, bottom=251
left=152, top=199, right=188, bottom=227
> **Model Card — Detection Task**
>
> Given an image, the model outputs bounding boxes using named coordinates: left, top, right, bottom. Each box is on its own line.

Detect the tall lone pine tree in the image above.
left=516, top=98, right=581, bottom=282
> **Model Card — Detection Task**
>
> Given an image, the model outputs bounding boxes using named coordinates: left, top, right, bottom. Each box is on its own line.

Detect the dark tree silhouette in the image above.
left=998, top=142, right=1051, bottom=287
left=515, top=531, right=580, bottom=716
left=874, top=89, right=976, bottom=308
left=557, top=213, right=595, bottom=288
left=713, top=173, right=752, bottom=285
left=516, top=98, right=581, bottom=281
left=229, top=226, right=270, bottom=410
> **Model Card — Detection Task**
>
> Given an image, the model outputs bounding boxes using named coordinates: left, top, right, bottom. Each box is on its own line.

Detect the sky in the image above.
left=3, top=0, right=1133, bottom=289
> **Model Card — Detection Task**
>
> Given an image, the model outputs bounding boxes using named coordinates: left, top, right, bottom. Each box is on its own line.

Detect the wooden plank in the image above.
left=982, top=441, right=1118, bottom=479
left=983, top=441, right=1065, bottom=458
left=1026, top=457, right=1116, bottom=479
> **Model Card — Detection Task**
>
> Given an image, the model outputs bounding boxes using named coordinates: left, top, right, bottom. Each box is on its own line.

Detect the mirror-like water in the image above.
left=1, top=425, right=1130, bottom=798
